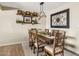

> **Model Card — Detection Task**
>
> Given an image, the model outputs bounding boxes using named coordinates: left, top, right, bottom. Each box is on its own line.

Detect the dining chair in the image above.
left=33, top=30, right=46, bottom=56
left=46, top=30, right=58, bottom=44
left=44, top=30, right=65, bottom=56
left=51, top=30, right=55, bottom=36
left=28, top=28, right=37, bottom=49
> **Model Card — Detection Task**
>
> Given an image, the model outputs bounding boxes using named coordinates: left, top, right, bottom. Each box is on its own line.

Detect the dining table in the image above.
left=37, top=32, right=55, bottom=44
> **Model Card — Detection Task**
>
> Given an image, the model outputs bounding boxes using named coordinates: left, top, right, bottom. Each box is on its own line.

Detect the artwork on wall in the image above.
left=50, top=9, right=69, bottom=28
left=23, top=17, right=32, bottom=23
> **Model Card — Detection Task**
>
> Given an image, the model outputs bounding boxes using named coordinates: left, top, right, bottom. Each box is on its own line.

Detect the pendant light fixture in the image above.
left=38, top=2, right=46, bottom=20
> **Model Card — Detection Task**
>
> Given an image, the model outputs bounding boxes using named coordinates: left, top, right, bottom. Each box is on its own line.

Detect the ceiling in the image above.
left=0, top=2, right=69, bottom=11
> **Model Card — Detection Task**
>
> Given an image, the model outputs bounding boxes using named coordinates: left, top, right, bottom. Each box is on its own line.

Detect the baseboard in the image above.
left=0, top=41, right=25, bottom=47
left=65, top=48, right=79, bottom=56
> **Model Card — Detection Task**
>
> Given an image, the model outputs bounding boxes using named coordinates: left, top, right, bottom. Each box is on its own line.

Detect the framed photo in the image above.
left=24, top=17, right=32, bottom=23
left=51, top=9, right=69, bottom=28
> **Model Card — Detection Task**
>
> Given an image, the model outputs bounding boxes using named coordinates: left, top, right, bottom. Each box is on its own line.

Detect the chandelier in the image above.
left=38, top=2, right=46, bottom=20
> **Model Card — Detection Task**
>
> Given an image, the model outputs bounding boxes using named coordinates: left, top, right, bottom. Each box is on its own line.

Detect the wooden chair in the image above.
left=44, top=30, right=65, bottom=56
left=33, top=30, right=46, bottom=56
left=47, top=30, right=58, bottom=44
left=28, top=28, right=37, bottom=49
left=51, top=30, right=55, bottom=36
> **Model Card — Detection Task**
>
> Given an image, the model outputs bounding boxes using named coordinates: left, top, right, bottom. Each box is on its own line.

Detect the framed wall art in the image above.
left=50, top=9, right=69, bottom=28
left=23, top=17, right=32, bottom=23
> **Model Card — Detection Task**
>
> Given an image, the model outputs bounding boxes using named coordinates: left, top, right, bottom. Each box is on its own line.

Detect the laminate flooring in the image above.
left=0, top=44, right=24, bottom=56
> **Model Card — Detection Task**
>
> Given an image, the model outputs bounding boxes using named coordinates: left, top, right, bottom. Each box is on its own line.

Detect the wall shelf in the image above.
left=16, top=10, right=39, bottom=24
left=16, top=20, right=39, bottom=24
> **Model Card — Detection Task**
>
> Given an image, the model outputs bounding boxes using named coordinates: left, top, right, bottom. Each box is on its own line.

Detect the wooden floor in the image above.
left=0, top=44, right=25, bottom=56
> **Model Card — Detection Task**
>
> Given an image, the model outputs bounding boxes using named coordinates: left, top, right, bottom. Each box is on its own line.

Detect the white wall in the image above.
left=0, top=10, right=46, bottom=46
left=46, top=3, right=79, bottom=54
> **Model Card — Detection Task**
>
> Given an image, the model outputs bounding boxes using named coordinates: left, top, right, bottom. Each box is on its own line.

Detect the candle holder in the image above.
left=49, top=32, right=51, bottom=37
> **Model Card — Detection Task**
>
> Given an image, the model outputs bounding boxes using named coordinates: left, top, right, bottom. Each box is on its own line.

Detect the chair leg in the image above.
left=62, top=51, right=64, bottom=56
left=29, top=42, right=32, bottom=49
left=45, top=52, right=47, bottom=56
left=37, top=47, right=39, bottom=56
left=31, top=45, right=32, bottom=50
left=60, top=51, right=64, bottom=56
left=30, top=43, right=33, bottom=50
left=33, top=46, right=35, bottom=54
left=44, top=49, right=47, bottom=56
left=37, top=50, right=39, bottom=56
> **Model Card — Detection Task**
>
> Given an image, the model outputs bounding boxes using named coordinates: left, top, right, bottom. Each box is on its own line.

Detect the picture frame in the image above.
left=23, top=17, right=32, bottom=23
left=50, top=9, right=69, bottom=28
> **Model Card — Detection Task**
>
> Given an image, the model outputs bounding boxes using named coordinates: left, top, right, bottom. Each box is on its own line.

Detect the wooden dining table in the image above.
left=37, top=32, right=55, bottom=44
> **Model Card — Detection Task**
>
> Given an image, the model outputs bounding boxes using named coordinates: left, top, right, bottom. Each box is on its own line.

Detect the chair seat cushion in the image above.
left=44, top=45, right=62, bottom=55
left=34, top=42, right=46, bottom=47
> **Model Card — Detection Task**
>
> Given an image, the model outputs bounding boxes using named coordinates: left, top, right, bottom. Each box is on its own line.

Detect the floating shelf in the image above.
left=16, top=20, right=38, bottom=24
left=16, top=10, right=38, bottom=17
